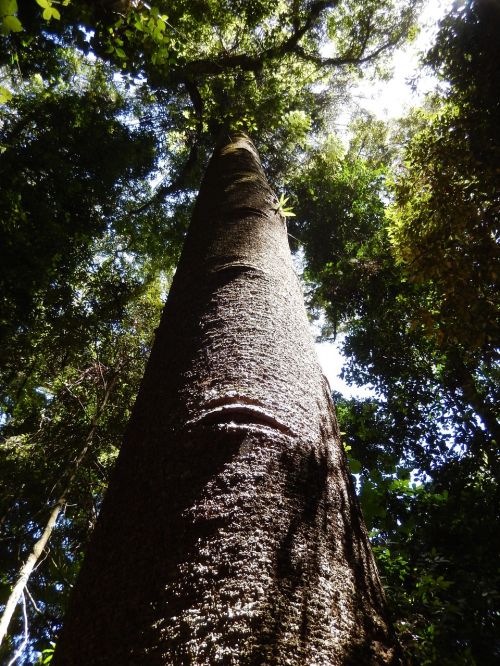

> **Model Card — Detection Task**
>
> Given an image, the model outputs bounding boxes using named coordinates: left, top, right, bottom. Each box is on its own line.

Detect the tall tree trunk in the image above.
left=53, top=134, right=400, bottom=664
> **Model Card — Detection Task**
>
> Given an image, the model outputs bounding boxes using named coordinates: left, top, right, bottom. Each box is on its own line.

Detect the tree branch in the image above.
left=0, top=372, right=119, bottom=650
left=292, top=33, right=403, bottom=69
left=134, top=80, right=204, bottom=213
left=169, top=0, right=340, bottom=80
left=6, top=592, right=28, bottom=666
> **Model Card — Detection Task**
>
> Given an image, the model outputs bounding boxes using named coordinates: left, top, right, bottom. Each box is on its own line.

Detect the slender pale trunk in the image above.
left=53, top=134, right=400, bottom=664
left=0, top=374, right=118, bottom=650
left=0, top=501, right=64, bottom=649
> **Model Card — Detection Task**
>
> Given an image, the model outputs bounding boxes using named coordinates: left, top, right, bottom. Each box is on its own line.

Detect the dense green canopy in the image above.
left=1, top=0, right=498, bottom=663
left=290, top=2, right=499, bottom=662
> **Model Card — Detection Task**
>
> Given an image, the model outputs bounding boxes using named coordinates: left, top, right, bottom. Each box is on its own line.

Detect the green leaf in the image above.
left=115, top=47, right=127, bottom=60
left=3, top=13, right=22, bottom=31
left=35, top=0, right=50, bottom=8
left=275, top=193, right=296, bottom=218
left=0, top=0, right=17, bottom=16
left=348, top=457, right=362, bottom=474
left=396, top=467, right=411, bottom=480
left=0, top=84, right=13, bottom=103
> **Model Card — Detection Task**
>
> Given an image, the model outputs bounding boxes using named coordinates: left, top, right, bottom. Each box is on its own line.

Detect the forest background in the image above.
left=0, top=0, right=498, bottom=663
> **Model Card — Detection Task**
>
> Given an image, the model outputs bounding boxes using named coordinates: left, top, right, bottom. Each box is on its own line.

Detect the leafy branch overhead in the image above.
left=1, top=0, right=420, bottom=206
left=0, top=0, right=70, bottom=34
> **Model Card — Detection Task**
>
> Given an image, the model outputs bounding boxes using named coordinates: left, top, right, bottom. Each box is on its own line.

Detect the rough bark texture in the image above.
left=53, top=134, right=400, bottom=664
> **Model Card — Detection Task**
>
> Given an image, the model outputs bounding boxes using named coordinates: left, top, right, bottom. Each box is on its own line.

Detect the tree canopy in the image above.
left=290, top=2, right=499, bottom=661
left=1, top=0, right=499, bottom=664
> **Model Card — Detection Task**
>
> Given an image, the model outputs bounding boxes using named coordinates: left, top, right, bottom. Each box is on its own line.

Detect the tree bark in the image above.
left=53, top=134, right=400, bottom=664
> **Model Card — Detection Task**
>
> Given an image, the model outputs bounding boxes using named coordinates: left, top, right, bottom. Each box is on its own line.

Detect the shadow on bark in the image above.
left=254, top=431, right=401, bottom=665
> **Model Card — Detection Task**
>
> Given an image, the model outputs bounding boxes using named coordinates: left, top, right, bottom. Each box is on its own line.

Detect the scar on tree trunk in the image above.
left=53, top=133, right=403, bottom=665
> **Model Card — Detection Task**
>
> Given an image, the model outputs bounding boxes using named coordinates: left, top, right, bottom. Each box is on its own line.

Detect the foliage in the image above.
left=388, top=102, right=499, bottom=362
left=386, top=0, right=499, bottom=463
left=1, top=0, right=420, bottom=180
left=289, top=2, right=500, bottom=662
left=0, top=52, right=159, bottom=376
left=289, top=134, right=390, bottom=338
left=336, top=390, right=500, bottom=664
left=0, top=243, right=164, bottom=660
